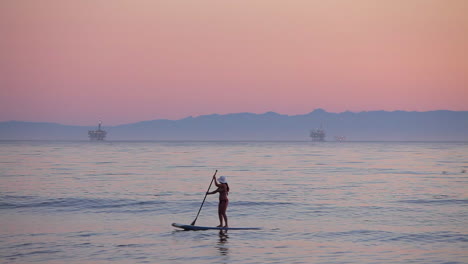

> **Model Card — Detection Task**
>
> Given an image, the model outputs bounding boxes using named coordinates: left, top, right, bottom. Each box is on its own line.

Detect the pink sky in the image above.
left=1, top=0, right=467, bottom=125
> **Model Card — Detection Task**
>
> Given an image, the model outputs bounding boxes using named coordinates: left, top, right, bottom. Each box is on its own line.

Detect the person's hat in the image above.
left=218, top=176, right=227, bottom=183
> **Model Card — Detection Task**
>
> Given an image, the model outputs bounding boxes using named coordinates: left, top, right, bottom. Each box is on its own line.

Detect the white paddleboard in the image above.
left=172, top=223, right=261, bottom=231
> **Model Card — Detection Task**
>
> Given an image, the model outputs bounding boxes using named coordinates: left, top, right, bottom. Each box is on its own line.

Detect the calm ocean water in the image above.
left=0, top=140, right=467, bottom=264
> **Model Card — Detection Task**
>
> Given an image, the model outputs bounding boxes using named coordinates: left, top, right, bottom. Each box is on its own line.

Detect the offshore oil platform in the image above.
left=88, top=121, right=107, bottom=141
left=310, top=127, right=326, bottom=142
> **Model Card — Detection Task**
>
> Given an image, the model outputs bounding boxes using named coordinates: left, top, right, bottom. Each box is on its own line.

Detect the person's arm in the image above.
left=207, top=188, right=219, bottom=195
left=213, top=175, right=221, bottom=187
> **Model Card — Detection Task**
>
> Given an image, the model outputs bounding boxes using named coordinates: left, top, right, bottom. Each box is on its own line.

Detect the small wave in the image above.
left=67, top=232, right=101, bottom=238
left=314, top=230, right=468, bottom=244
left=385, top=232, right=468, bottom=244
left=116, top=244, right=145, bottom=248
left=4, top=249, right=62, bottom=260
left=234, top=201, right=294, bottom=207
left=0, top=195, right=168, bottom=213
left=398, top=199, right=468, bottom=205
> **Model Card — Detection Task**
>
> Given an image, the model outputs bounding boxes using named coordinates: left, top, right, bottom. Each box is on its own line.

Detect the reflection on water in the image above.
left=217, top=230, right=229, bottom=256
left=0, top=141, right=467, bottom=264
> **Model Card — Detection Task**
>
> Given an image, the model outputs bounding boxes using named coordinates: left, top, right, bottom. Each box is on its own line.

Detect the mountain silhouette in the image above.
left=1, top=109, right=467, bottom=141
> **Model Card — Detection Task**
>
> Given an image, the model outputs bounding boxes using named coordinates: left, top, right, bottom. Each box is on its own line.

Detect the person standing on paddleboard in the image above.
left=207, top=175, right=229, bottom=227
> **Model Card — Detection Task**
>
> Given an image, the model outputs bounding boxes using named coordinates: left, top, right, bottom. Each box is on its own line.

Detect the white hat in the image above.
left=218, top=176, right=227, bottom=183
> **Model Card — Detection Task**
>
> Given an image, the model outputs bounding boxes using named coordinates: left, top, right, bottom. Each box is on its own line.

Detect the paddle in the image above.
left=191, top=170, right=217, bottom=225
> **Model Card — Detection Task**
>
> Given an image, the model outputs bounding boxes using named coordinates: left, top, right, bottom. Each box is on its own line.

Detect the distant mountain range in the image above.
left=1, top=109, right=467, bottom=141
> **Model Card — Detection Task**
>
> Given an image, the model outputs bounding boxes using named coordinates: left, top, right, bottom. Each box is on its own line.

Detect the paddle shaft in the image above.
left=191, top=170, right=217, bottom=225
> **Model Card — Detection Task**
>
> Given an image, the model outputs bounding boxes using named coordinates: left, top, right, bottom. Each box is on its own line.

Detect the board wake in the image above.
left=172, top=223, right=261, bottom=231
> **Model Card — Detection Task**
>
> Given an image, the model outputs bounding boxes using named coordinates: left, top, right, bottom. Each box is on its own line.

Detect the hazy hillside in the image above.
left=1, top=110, right=467, bottom=141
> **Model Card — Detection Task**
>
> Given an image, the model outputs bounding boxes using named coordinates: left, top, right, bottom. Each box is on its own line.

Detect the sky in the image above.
left=0, top=0, right=467, bottom=126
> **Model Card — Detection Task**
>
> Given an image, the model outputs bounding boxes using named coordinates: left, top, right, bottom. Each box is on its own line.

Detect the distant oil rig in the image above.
left=310, top=127, right=326, bottom=142
left=88, top=121, right=107, bottom=141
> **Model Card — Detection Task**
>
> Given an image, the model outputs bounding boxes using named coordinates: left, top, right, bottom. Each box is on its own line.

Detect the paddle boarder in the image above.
left=207, top=175, right=230, bottom=227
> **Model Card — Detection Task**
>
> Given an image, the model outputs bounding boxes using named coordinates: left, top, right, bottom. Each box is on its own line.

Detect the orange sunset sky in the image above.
left=0, top=0, right=467, bottom=125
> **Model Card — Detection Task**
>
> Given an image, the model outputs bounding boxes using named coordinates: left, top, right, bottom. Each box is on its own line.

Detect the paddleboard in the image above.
left=172, top=223, right=261, bottom=231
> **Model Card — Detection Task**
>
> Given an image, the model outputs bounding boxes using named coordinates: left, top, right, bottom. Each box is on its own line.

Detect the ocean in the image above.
left=0, top=141, right=467, bottom=264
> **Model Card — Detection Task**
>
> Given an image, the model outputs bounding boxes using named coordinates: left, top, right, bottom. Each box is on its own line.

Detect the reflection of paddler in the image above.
left=217, top=229, right=229, bottom=256
left=207, top=175, right=230, bottom=227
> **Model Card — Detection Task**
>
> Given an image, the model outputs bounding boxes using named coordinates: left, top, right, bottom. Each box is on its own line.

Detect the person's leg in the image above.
left=221, top=200, right=228, bottom=227
left=217, top=202, right=224, bottom=227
